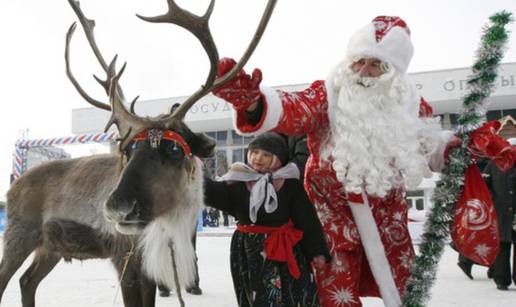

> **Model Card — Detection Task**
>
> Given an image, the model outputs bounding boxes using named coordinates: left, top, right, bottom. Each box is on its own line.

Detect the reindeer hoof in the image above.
left=186, top=286, right=202, bottom=295
left=159, top=289, right=171, bottom=297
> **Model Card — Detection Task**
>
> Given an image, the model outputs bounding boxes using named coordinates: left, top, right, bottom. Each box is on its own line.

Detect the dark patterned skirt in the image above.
left=230, top=230, right=320, bottom=307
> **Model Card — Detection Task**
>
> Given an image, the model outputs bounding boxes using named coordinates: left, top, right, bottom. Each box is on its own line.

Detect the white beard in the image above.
left=325, top=60, right=440, bottom=198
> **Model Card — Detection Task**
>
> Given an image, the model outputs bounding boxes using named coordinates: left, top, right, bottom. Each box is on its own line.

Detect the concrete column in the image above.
left=442, top=113, right=452, bottom=130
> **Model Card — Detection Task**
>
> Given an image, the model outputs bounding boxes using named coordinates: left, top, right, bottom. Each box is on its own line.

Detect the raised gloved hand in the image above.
left=212, top=58, right=263, bottom=111
left=469, top=121, right=516, bottom=171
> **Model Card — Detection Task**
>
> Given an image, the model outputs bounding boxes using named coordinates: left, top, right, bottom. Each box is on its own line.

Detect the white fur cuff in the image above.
left=232, top=85, right=283, bottom=136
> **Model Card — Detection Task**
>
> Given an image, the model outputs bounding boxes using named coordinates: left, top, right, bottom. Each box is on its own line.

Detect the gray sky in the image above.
left=1, top=0, right=516, bottom=200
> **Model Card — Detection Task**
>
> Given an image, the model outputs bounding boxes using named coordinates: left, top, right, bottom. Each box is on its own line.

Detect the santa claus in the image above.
left=213, top=16, right=453, bottom=307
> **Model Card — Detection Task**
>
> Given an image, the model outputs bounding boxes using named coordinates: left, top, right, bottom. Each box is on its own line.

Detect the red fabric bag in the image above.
left=451, top=164, right=499, bottom=266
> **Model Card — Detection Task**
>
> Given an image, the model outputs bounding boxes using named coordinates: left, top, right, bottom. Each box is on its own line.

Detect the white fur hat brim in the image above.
left=347, top=23, right=414, bottom=73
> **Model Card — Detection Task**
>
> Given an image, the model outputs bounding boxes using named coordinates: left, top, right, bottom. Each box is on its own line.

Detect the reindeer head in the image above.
left=65, top=0, right=276, bottom=234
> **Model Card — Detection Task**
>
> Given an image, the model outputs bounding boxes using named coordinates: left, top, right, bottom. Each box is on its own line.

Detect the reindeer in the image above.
left=0, top=0, right=276, bottom=306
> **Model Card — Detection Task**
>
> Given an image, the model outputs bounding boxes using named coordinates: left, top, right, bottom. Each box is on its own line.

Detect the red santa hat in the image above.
left=347, top=16, right=413, bottom=73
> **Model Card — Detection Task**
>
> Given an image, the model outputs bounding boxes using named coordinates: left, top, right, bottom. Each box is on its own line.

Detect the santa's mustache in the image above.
left=353, top=75, right=378, bottom=88
left=333, top=61, right=397, bottom=92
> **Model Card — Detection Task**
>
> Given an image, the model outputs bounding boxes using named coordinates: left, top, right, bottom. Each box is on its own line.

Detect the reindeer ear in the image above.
left=190, top=133, right=216, bottom=158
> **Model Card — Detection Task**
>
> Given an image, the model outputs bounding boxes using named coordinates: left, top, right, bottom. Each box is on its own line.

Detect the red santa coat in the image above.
left=233, top=80, right=417, bottom=307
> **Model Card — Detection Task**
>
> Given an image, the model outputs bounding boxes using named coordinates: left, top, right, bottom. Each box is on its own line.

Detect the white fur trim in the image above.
left=138, top=164, right=203, bottom=289
left=325, top=70, right=340, bottom=133
left=348, top=194, right=402, bottom=307
left=428, top=130, right=455, bottom=172
left=347, top=23, right=413, bottom=73
left=232, top=85, right=283, bottom=136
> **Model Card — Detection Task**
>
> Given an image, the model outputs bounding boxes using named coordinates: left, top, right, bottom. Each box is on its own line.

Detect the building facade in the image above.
left=72, top=63, right=516, bottom=211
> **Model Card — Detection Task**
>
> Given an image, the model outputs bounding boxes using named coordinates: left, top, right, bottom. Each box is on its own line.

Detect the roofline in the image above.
left=407, top=61, right=516, bottom=76
left=72, top=61, right=516, bottom=110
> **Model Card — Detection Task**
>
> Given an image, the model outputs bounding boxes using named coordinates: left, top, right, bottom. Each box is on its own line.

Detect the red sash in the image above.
left=237, top=222, right=303, bottom=279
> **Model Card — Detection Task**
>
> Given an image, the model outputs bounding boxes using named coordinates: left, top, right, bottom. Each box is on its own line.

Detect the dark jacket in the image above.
left=204, top=178, right=329, bottom=260
left=286, top=135, right=309, bottom=181
left=483, top=162, right=516, bottom=243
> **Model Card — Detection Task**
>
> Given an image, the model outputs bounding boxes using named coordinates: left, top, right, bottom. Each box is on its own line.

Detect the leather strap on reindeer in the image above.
left=133, top=128, right=192, bottom=158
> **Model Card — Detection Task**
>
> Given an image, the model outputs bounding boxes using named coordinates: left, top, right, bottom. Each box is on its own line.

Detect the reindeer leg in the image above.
left=19, top=250, right=61, bottom=307
left=118, top=267, right=142, bottom=307
left=112, top=246, right=149, bottom=307
left=139, top=275, right=156, bottom=307
left=0, top=221, right=41, bottom=303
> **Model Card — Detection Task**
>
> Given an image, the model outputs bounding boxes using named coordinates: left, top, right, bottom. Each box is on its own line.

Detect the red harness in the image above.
left=133, top=128, right=192, bottom=158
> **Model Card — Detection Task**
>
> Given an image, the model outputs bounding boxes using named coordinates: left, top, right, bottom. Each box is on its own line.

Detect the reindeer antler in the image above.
left=66, top=0, right=276, bottom=151
left=138, top=0, right=277, bottom=120
left=66, top=0, right=128, bottom=108
left=65, top=22, right=110, bottom=111
left=66, top=0, right=149, bottom=149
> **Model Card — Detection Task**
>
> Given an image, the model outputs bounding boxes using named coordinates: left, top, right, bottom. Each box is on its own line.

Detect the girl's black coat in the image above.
left=204, top=178, right=329, bottom=260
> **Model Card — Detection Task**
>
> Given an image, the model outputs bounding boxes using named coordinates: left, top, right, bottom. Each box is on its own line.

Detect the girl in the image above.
left=204, top=132, right=329, bottom=307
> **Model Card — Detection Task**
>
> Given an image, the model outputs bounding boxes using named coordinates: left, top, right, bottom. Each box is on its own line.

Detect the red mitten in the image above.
left=418, top=97, right=434, bottom=118
left=492, top=145, right=516, bottom=171
left=212, top=57, right=263, bottom=111
left=468, top=120, right=516, bottom=171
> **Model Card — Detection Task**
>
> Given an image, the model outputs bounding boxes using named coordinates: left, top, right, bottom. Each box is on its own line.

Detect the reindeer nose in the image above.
left=105, top=194, right=139, bottom=222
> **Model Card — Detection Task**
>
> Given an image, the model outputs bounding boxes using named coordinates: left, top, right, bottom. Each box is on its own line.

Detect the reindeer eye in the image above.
left=163, top=141, right=185, bottom=159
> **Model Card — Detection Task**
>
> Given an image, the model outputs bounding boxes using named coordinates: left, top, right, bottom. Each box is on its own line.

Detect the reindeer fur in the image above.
left=0, top=151, right=205, bottom=307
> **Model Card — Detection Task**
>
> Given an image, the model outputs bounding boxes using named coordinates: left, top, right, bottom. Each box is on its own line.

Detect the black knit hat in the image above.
left=248, top=132, right=289, bottom=166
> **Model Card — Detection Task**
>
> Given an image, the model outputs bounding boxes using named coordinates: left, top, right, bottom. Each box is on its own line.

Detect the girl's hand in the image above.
left=312, top=255, right=327, bottom=270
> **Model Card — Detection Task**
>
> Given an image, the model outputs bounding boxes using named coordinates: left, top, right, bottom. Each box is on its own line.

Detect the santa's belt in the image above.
left=237, top=222, right=303, bottom=279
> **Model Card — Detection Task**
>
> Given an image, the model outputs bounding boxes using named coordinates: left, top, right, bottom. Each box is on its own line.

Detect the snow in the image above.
left=1, top=227, right=515, bottom=307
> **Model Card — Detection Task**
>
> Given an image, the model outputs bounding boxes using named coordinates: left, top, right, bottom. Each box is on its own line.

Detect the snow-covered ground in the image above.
left=0, top=227, right=515, bottom=307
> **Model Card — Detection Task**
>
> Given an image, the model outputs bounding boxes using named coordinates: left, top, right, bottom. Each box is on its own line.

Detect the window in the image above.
left=406, top=198, right=413, bottom=209
left=415, top=198, right=425, bottom=210
left=501, top=108, right=516, bottom=118
left=231, top=131, right=254, bottom=146
left=204, top=150, right=228, bottom=178
left=204, top=129, right=253, bottom=174
left=206, top=131, right=227, bottom=146
left=232, top=148, right=245, bottom=163
left=231, top=131, right=242, bottom=145
left=407, top=190, right=424, bottom=197
left=244, top=136, right=254, bottom=145
left=406, top=190, right=425, bottom=211
left=216, top=131, right=227, bottom=146
left=487, top=110, right=502, bottom=121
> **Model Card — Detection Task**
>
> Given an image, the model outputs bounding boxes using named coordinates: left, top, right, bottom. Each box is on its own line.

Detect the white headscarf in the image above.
left=218, top=162, right=300, bottom=223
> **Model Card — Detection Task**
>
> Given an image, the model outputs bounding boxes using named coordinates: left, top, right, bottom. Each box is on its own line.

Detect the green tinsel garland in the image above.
left=402, top=11, right=513, bottom=307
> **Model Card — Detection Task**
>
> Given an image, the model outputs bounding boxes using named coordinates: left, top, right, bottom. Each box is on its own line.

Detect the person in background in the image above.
left=283, top=135, right=309, bottom=181
left=204, top=132, right=330, bottom=307
left=482, top=137, right=516, bottom=290
left=202, top=208, right=209, bottom=227
left=222, top=211, right=230, bottom=227
left=208, top=208, right=220, bottom=227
